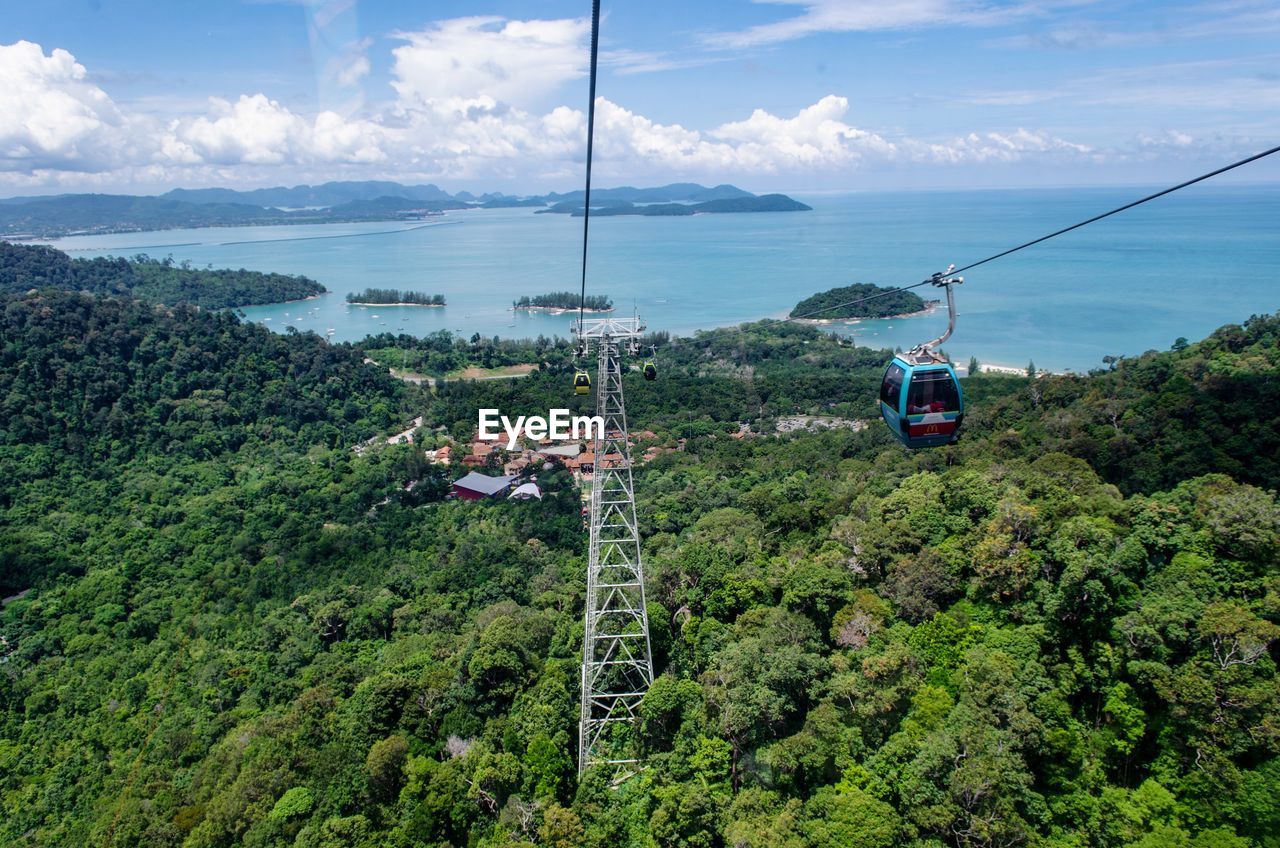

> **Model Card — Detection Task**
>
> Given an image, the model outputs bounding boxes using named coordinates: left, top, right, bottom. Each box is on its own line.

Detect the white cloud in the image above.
left=311, top=0, right=357, bottom=31
left=163, top=94, right=386, bottom=167
left=390, top=17, right=589, bottom=112
left=594, top=100, right=715, bottom=168
left=335, top=54, right=370, bottom=87
left=0, top=27, right=1261, bottom=194
left=955, top=56, right=1280, bottom=113
left=602, top=48, right=731, bottom=76
left=917, top=128, right=1092, bottom=163
left=711, top=95, right=898, bottom=168
left=709, top=0, right=1044, bottom=48
left=591, top=95, right=896, bottom=174
left=1138, top=129, right=1194, bottom=148
left=0, top=40, right=138, bottom=172
left=328, top=37, right=373, bottom=89
left=989, top=0, right=1280, bottom=50
left=590, top=96, right=1089, bottom=175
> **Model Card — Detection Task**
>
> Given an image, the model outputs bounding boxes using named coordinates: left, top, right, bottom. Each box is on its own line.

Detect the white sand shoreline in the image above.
left=349, top=302, right=445, bottom=307
left=968, top=362, right=1066, bottom=377
left=792, top=299, right=941, bottom=325
left=511, top=306, right=615, bottom=315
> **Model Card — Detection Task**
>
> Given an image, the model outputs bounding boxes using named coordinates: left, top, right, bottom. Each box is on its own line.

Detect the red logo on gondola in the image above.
left=908, top=420, right=956, bottom=438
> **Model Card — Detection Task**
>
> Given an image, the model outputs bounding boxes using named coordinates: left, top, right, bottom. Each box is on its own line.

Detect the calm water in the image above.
left=43, top=185, right=1280, bottom=371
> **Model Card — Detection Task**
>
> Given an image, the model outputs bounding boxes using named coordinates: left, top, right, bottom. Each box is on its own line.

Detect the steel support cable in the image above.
left=577, top=0, right=602, bottom=337
left=668, top=142, right=1280, bottom=349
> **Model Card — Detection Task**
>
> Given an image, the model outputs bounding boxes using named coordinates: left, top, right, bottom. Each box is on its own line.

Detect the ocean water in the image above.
left=42, top=185, right=1280, bottom=372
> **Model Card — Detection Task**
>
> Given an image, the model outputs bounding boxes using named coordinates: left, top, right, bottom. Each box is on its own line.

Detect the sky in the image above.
left=2, top=0, right=1279, bottom=196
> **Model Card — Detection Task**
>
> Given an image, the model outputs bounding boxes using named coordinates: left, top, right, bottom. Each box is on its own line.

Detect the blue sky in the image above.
left=2, top=0, right=1278, bottom=195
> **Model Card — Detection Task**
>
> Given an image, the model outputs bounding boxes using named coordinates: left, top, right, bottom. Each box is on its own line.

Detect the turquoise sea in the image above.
left=42, top=185, right=1280, bottom=372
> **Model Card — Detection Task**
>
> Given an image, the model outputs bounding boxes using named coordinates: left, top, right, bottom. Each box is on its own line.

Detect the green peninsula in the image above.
left=0, top=241, right=325, bottom=308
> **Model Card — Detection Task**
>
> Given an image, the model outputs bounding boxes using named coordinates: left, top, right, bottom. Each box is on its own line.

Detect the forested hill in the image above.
left=0, top=182, right=790, bottom=236
left=1, top=286, right=1278, bottom=847
left=0, top=193, right=464, bottom=238
left=0, top=290, right=404, bottom=469
left=0, top=241, right=325, bottom=308
left=967, top=317, right=1280, bottom=494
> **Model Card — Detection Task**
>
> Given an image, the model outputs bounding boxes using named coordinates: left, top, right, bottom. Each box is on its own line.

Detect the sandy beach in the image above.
left=511, top=306, right=614, bottom=315
left=965, top=363, right=1065, bottom=377
left=793, top=299, right=941, bottom=325
left=349, top=301, right=445, bottom=307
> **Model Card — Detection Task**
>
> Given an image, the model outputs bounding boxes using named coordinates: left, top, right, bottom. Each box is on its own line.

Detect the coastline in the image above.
left=10, top=216, right=453, bottom=242
left=971, top=362, right=1064, bottom=377
left=511, top=305, right=614, bottom=315
left=349, top=301, right=445, bottom=307
left=249, top=292, right=324, bottom=307
left=792, top=299, right=940, bottom=325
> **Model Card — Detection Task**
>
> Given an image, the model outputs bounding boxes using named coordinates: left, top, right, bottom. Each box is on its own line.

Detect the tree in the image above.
left=1198, top=602, right=1279, bottom=670
left=802, top=784, right=900, bottom=848
left=883, top=549, right=959, bottom=624
left=702, top=608, right=827, bottom=786
left=540, top=804, right=586, bottom=848
left=649, top=784, right=723, bottom=848
left=523, top=734, right=571, bottom=800
left=365, top=735, right=409, bottom=803
left=638, top=675, right=704, bottom=754
left=269, top=786, right=315, bottom=822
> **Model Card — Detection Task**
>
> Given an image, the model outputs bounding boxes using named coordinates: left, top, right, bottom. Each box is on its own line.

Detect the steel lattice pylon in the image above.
left=573, top=316, right=654, bottom=773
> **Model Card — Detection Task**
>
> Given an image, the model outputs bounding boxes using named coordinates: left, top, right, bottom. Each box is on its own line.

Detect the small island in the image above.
left=537, top=193, right=811, bottom=218
left=347, top=288, right=445, bottom=306
left=513, top=292, right=613, bottom=313
left=790, top=283, right=933, bottom=320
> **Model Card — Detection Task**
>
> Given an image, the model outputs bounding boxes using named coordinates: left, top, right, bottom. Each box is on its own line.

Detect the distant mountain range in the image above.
left=0, top=181, right=810, bottom=238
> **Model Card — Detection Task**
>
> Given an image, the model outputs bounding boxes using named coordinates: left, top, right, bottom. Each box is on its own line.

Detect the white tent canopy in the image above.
left=508, top=482, right=543, bottom=500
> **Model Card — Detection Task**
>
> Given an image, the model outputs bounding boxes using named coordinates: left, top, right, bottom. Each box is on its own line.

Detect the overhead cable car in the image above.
left=642, top=360, right=657, bottom=381
left=879, top=270, right=965, bottom=448
left=574, top=369, right=591, bottom=395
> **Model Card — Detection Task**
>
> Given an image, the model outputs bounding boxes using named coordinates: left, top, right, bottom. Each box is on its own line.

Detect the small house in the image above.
left=452, top=472, right=517, bottom=501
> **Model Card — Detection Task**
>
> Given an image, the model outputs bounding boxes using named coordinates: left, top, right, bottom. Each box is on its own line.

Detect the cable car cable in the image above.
left=576, top=0, right=602, bottom=336
left=667, top=141, right=1280, bottom=349
left=948, top=141, right=1280, bottom=278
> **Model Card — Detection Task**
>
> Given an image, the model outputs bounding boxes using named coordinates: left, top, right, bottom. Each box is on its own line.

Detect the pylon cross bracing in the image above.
left=573, top=315, right=654, bottom=773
